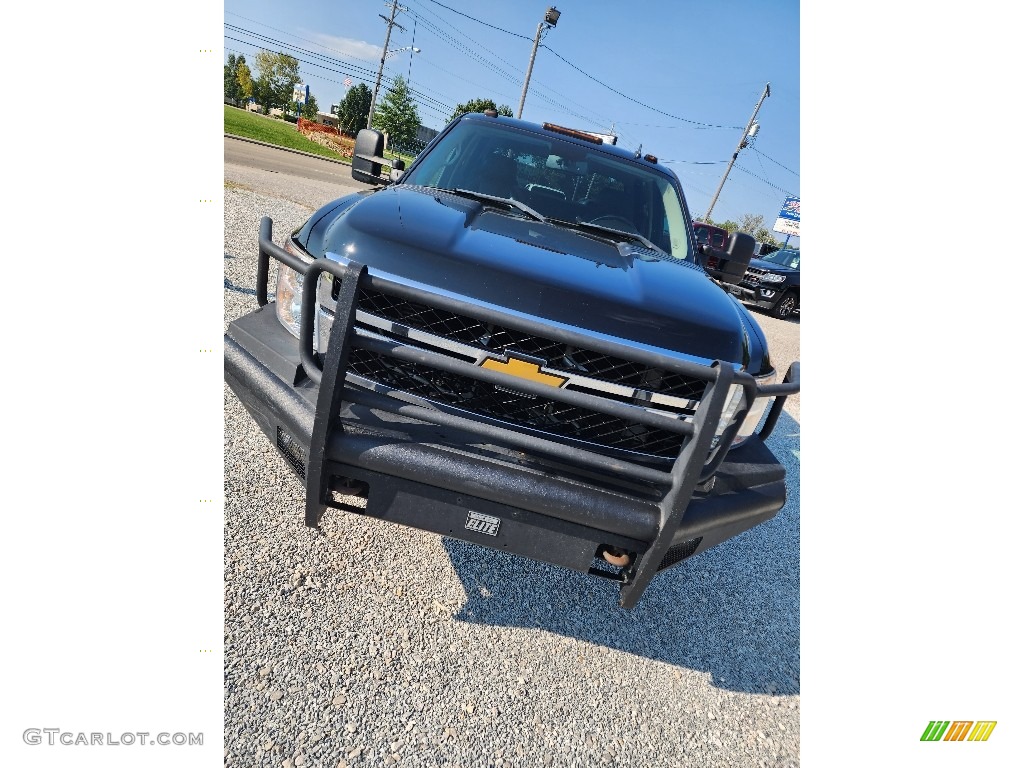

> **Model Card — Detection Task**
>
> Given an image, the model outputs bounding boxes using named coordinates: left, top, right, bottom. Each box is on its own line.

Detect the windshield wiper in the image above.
left=548, top=219, right=664, bottom=254
left=435, top=188, right=547, bottom=223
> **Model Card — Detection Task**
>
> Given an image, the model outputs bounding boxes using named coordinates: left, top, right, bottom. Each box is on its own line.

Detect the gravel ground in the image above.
left=223, top=161, right=801, bottom=768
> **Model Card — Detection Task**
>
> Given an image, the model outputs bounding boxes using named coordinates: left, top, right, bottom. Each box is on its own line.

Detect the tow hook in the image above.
left=602, top=547, right=631, bottom=567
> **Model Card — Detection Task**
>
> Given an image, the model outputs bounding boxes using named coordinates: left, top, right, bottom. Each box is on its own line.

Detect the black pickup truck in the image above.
left=224, top=112, right=799, bottom=608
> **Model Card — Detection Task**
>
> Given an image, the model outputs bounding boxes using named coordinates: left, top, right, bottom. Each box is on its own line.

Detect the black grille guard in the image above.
left=252, top=217, right=799, bottom=607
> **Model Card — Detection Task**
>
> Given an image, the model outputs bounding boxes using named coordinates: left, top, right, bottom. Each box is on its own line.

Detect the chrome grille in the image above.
left=347, top=288, right=708, bottom=460
left=356, top=290, right=706, bottom=400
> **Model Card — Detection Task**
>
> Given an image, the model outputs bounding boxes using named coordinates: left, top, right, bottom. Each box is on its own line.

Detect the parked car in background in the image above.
left=692, top=222, right=728, bottom=250
left=726, top=248, right=800, bottom=319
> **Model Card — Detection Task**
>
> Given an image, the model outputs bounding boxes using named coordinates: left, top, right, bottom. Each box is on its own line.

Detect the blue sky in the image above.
left=224, top=0, right=800, bottom=241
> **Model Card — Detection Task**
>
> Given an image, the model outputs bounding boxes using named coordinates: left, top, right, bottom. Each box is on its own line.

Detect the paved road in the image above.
left=223, top=141, right=801, bottom=768
left=226, top=135, right=360, bottom=189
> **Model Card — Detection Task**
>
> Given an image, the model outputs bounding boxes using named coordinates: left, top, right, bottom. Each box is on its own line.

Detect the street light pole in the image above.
left=368, top=1, right=406, bottom=128
left=517, top=21, right=544, bottom=120
left=516, top=7, right=560, bottom=120
left=703, top=82, right=771, bottom=222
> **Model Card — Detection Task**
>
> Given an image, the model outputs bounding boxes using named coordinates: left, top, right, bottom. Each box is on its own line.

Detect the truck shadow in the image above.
left=749, top=306, right=800, bottom=325
left=440, top=410, right=801, bottom=695
left=224, top=276, right=257, bottom=297
left=224, top=253, right=257, bottom=297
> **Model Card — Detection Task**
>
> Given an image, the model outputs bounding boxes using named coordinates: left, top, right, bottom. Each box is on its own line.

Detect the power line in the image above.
left=225, top=25, right=379, bottom=80
left=227, top=41, right=411, bottom=113
left=753, top=145, right=772, bottom=189
left=410, top=15, right=523, bottom=87
left=224, top=32, right=452, bottom=120
left=733, top=164, right=797, bottom=197
left=225, top=12, right=381, bottom=69
left=411, top=56, right=518, bottom=108
left=678, top=180, right=716, bottom=200
left=615, top=121, right=743, bottom=131
left=223, top=24, right=453, bottom=112
left=749, top=146, right=799, bottom=177
left=406, top=7, right=639, bottom=144
left=414, top=0, right=531, bottom=40
left=400, top=3, right=626, bottom=139
left=660, top=159, right=727, bottom=165
left=227, top=10, right=764, bottom=148
left=406, top=2, right=527, bottom=78
left=403, top=13, right=606, bottom=128
left=541, top=45, right=745, bottom=130
left=225, top=21, right=450, bottom=118
left=703, top=83, right=771, bottom=220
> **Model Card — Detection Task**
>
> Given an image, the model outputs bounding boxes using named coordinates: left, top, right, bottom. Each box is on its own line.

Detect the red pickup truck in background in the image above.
left=692, top=222, right=750, bottom=285
left=692, top=222, right=728, bottom=250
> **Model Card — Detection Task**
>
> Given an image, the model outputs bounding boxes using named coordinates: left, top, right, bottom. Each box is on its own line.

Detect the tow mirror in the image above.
left=352, top=129, right=404, bottom=185
left=700, top=231, right=755, bottom=285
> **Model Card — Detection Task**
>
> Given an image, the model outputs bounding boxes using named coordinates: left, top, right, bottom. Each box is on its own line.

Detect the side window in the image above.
left=659, top=183, right=688, bottom=258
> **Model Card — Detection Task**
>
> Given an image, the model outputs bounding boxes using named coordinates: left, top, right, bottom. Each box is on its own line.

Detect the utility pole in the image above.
left=368, top=1, right=407, bottom=128
left=703, top=82, right=770, bottom=222
left=516, top=7, right=561, bottom=120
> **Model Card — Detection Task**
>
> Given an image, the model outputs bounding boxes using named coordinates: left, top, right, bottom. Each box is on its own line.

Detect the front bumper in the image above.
left=224, top=217, right=800, bottom=608
left=725, top=281, right=784, bottom=309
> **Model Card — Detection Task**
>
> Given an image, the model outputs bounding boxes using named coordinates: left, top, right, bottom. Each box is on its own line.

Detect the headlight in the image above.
left=275, top=239, right=313, bottom=339
left=709, top=371, right=779, bottom=449
left=732, top=370, right=778, bottom=445
left=715, top=384, right=747, bottom=444
left=760, top=272, right=786, bottom=283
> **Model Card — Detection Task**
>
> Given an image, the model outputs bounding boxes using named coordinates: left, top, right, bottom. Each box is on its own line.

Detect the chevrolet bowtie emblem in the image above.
left=480, top=357, right=568, bottom=388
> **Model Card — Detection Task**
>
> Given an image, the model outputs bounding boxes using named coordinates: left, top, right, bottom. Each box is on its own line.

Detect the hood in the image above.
left=750, top=257, right=798, bottom=275
left=307, top=185, right=763, bottom=368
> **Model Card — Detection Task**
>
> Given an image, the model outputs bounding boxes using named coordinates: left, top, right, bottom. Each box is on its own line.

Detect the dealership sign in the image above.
left=292, top=83, right=309, bottom=105
left=773, top=195, right=800, bottom=237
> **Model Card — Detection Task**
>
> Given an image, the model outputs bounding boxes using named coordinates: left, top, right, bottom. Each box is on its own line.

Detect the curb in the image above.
left=224, top=133, right=353, bottom=167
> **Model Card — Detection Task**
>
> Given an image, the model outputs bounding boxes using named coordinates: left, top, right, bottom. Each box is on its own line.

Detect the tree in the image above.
left=252, top=77, right=273, bottom=114
left=740, top=213, right=764, bottom=234
left=224, top=54, right=242, bottom=103
left=337, top=83, right=372, bottom=136
left=235, top=57, right=253, bottom=103
left=447, top=98, right=513, bottom=124
left=754, top=229, right=781, bottom=254
left=372, top=76, right=420, bottom=147
left=253, top=50, right=301, bottom=111
left=301, top=95, right=320, bottom=120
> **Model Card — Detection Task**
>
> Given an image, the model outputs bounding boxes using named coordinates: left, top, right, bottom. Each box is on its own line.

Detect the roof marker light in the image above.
left=542, top=123, right=603, bottom=144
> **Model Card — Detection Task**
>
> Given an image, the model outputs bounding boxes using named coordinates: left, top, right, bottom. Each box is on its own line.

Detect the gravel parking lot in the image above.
left=223, top=155, right=801, bottom=768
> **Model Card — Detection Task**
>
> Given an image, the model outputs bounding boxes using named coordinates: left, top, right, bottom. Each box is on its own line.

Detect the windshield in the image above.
left=402, top=119, right=692, bottom=260
left=760, top=249, right=800, bottom=269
